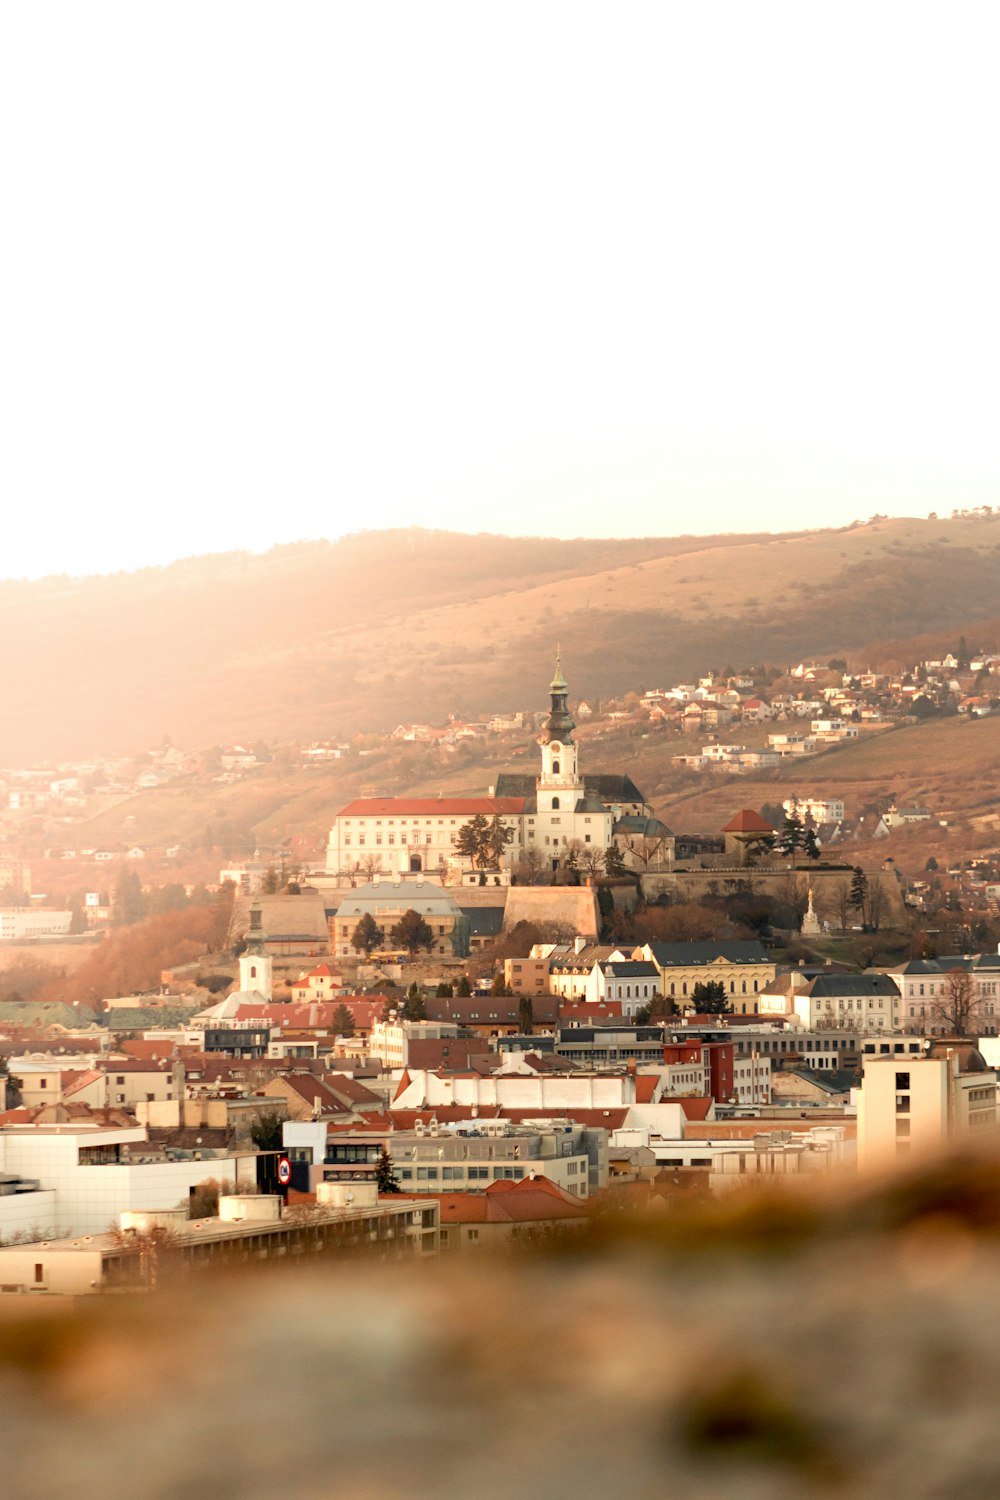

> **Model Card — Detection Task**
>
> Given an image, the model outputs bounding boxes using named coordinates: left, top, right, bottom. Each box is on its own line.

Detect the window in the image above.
left=896, top=1072, right=910, bottom=1090
left=34, top=1263, right=44, bottom=1284
left=467, top=1229, right=479, bottom=1242
left=552, top=761, right=560, bottom=776
left=896, top=1094, right=910, bottom=1114
left=344, top=834, right=351, bottom=846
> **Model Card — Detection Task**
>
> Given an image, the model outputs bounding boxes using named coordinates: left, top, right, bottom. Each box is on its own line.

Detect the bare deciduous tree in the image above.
left=514, top=847, right=545, bottom=885
left=867, top=877, right=886, bottom=932
left=933, top=967, right=977, bottom=1036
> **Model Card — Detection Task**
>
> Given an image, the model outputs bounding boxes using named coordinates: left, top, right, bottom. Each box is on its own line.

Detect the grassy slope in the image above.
left=52, top=711, right=1000, bottom=889
left=5, top=514, right=1000, bottom=762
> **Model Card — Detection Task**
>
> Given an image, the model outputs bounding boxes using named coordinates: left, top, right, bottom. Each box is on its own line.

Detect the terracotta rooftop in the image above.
left=722, top=808, right=774, bottom=834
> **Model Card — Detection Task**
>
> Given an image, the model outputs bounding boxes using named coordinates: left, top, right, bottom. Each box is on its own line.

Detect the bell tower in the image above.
left=239, top=898, right=273, bottom=1001
left=537, top=651, right=582, bottom=812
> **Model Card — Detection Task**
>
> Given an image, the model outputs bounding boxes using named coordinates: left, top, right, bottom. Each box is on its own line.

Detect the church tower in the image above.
left=537, top=652, right=584, bottom=814
left=238, top=898, right=273, bottom=1001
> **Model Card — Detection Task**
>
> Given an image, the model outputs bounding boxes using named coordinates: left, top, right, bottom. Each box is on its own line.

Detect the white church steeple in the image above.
left=537, top=650, right=583, bottom=814
left=238, top=899, right=273, bottom=1001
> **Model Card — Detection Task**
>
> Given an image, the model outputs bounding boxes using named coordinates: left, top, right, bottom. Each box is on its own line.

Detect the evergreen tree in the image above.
left=802, top=828, right=821, bottom=861
left=374, top=1147, right=401, bottom=1194
left=603, top=844, right=626, bottom=877
left=351, top=913, right=383, bottom=957
left=456, top=974, right=472, bottom=997
left=332, top=1002, right=356, bottom=1037
left=778, top=814, right=804, bottom=861
left=435, top=980, right=453, bottom=997
left=404, top=982, right=427, bottom=1020
left=485, top=815, right=514, bottom=869
left=597, top=884, right=615, bottom=938
left=250, top=1110, right=284, bottom=1152
left=490, top=971, right=508, bottom=995
left=691, top=979, right=731, bottom=1014
left=113, top=868, right=147, bottom=926
left=518, top=995, right=534, bottom=1034
left=455, top=814, right=490, bottom=868
left=848, top=867, right=869, bottom=927
left=391, top=909, right=435, bottom=955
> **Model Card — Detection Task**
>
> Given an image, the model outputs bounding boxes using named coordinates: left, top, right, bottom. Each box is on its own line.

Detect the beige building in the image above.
left=857, top=1044, right=998, bottom=1171
left=331, top=876, right=470, bottom=959
left=503, top=957, right=551, bottom=997
left=634, top=941, right=777, bottom=1014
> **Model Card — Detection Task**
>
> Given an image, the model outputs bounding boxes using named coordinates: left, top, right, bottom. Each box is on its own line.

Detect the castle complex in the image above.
left=324, top=657, right=650, bottom=881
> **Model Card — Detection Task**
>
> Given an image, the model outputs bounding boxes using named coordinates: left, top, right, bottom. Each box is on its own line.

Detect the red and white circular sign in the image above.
left=277, top=1157, right=292, bottom=1185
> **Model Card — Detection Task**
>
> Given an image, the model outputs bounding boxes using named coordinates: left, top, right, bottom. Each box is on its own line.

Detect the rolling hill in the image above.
left=5, top=513, right=1000, bottom=763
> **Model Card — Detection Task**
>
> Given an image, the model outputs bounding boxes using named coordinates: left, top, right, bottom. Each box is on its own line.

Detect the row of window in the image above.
left=344, top=832, right=458, bottom=847
left=398, top=1165, right=527, bottom=1182
left=909, top=1003, right=996, bottom=1016
left=668, top=979, right=760, bottom=995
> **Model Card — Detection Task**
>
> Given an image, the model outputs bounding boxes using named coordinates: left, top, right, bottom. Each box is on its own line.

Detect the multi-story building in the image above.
left=285, top=1119, right=601, bottom=1198
left=0, top=908, right=72, bottom=940
left=881, top=955, right=1000, bottom=1036
left=759, top=973, right=902, bottom=1032
left=857, top=1044, right=998, bottom=1170
left=634, top=941, right=777, bottom=1013
left=783, top=796, right=846, bottom=824
left=331, top=876, right=471, bottom=959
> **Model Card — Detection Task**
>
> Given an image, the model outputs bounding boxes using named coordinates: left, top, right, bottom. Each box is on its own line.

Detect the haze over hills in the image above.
left=5, top=513, right=1000, bottom=763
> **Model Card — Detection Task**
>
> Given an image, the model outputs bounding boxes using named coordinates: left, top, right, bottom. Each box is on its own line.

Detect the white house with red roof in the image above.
left=325, top=795, right=527, bottom=880
left=290, top=963, right=348, bottom=1002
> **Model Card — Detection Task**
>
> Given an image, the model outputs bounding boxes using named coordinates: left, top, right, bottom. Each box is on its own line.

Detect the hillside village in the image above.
left=0, top=627, right=1000, bottom=1301
left=0, top=631, right=999, bottom=928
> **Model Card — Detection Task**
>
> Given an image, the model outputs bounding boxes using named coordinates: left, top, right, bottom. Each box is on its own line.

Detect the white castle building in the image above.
left=324, top=657, right=649, bottom=881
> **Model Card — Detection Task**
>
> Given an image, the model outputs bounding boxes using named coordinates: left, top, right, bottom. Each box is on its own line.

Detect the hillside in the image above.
left=35, top=710, right=1000, bottom=896
left=5, top=514, right=1000, bottom=762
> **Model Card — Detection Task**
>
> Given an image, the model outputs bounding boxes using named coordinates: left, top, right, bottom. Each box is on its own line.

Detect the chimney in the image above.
left=574, top=935, right=586, bottom=955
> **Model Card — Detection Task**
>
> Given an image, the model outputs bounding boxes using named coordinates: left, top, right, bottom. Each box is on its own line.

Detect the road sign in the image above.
left=277, top=1156, right=292, bottom=1186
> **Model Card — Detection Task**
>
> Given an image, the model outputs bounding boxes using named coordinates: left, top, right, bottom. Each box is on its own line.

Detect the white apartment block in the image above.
left=857, top=1048, right=998, bottom=1171
left=0, top=908, right=73, bottom=940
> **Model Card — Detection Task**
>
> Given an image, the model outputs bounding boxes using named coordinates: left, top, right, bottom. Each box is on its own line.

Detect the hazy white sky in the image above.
left=1, top=3, right=997, bottom=579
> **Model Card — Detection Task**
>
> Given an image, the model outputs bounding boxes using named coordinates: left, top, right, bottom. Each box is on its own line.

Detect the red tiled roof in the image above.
left=229, top=999, right=386, bottom=1029
left=336, top=797, right=526, bottom=817
left=559, top=1001, right=624, bottom=1020
left=61, top=1069, right=104, bottom=1097
left=430, top=1176, right=588, bottom=1225
left=120, top=1039, right=178, bottom=1061
left=678, top=1098, right=714, bottom=1121
left=722, top=808, right=774, bottom=833
left=635, top=1075, right=657, bottom=1104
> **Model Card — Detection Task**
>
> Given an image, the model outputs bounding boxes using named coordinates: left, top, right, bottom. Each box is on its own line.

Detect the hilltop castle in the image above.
left=324, top=657, right=650, bottom=881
